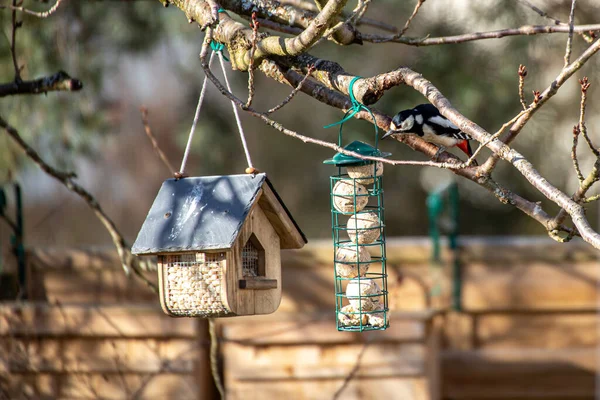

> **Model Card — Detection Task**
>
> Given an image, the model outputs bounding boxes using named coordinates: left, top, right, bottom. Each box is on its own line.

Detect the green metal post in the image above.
left=427, top=182, right=461, bottom=310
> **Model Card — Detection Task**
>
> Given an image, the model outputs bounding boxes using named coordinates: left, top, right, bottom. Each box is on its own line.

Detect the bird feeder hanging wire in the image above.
left=178, top=33, right=254, bottom=177
left=327, top=78, right=389, bottom=332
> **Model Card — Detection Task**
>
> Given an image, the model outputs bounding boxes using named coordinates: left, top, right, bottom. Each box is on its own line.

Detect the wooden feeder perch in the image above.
left=132, top=173, right=306, bottom=318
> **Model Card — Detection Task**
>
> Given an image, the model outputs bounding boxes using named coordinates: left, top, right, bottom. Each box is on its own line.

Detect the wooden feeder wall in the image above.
left=132, top=174, right=306, bottom=318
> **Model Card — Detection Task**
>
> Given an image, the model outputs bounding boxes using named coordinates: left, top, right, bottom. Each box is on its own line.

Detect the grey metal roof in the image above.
left=132, top=174, right=268, bottom=255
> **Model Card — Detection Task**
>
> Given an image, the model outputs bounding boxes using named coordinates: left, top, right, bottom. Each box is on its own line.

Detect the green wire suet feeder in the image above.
left=324, top=139, right=391, bottom=331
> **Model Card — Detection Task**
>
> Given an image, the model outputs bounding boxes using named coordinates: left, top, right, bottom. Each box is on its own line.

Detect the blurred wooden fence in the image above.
left=0, top=238, right=597, bottom=399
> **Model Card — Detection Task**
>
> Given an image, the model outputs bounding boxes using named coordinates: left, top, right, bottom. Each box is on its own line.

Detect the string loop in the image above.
left=324, top=76, right=379, bottom=149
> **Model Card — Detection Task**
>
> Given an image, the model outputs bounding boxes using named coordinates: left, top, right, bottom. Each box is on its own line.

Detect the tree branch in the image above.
left=252, top=0, right=348, bottom=59
left=481, top=37, right=600, bottom=174
left=361, top=23, right=600, bottom=45
left=0, top=70, right=83, bottom=97
left=0, top=116, right=157, bottom=293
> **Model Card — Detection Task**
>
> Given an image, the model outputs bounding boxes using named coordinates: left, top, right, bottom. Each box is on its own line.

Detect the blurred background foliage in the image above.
left=0, top=0, right=599, bottom=247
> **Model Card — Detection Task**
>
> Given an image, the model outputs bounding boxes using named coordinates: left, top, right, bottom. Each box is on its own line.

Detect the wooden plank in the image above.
left=1, top=373, right=198, bottom=400
left=442, top=348, right=595, bottom=399
left=0, top=304, right=197, bottom=338
left=474, top=313, right=598, bottom=349
left=227, top=377, right=430, bottom=400
left=223, top=342, right=426, bottom=380
left=0, top=338, right=197, bottom=374
left=461, top=261, right=598, bottom=310
left=221, top=315, right=426, bottom=344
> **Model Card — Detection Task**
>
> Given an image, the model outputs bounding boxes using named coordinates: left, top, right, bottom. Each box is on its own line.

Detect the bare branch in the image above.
left=361, top=23, right=600, bottom=45
left=481, top=36, right=600, bottom=174
left=0, top=116, right=157, bottom=293
left=397, top=0, right=426, bottom=38
left=571, top=126, right=585, bottom=183
left=517, top=0, right=594, bottom=43
left=246, top=12, right=260, bottom=108
left=518, top=64, right=527, bottom=110
left=578, top=77, right=598, bottom=156
left=564, top=0, right=577, bottom=66
left=394, top=68, right=600, bottom=249
left=266, top=65, right=315, bottom=114
left=10, top=0, right=22, bottom=81
left=253, top=0, right=348, bottom=59
left=139, top=107, right=176, bottom=175
left=551, top=159, right=599, bottom=230
left=1, top=0, right=63, bottom=18
left=0, top=70, right=82, bottom=97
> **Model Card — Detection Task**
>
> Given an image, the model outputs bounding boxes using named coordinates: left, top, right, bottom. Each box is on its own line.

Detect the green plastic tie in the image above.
left=324, top=76, right=378, bottom=138
left=210, top=40, right=229, bottom=62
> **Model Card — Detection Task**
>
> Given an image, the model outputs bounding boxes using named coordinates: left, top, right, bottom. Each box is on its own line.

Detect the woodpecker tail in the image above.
left=456, top=140, right=478, bottom=166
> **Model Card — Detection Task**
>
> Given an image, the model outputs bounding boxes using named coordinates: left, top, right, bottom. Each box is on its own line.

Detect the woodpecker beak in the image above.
left=382, top=129, right=397, bottom=140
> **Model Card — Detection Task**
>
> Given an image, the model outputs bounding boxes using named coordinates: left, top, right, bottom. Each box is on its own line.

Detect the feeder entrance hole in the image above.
left=242, top=234, right=265, bottom=277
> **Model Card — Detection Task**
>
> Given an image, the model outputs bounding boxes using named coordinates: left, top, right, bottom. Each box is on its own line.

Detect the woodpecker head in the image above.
left=382, top=109, right=421, bottom=139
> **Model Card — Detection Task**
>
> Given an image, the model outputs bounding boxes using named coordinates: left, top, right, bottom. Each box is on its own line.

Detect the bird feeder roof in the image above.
left=323, top=140, right=391, bottom=166
left=131, top=173, right=306, bottom=255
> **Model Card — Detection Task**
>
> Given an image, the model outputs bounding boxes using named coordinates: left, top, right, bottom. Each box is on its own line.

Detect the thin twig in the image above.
left=518, top=64, right=528, bottom=110
left=332, top=341, right=370, bottom=400
left=266, top=65, right=315, bottom=114
left=10, top=0, right=22, bottom=81
left=398, top=0, right=425, bottom=38
left=480, top=36, right=600, bottom=175
left=139, top=107, right=176, bottom=175
left=209, top=319, right=225, bottom=399
left=459, top=109, right=530, bottom=167
left=564, top=0, right=577, bottom=67
left=0, top=70, right=82, bottom=97
left=583, top=194, right=600, bottom=203
left=361, top=23, right=600, bottom=45
left=0, top=115, right=157, bottom=293
left=516, top=0, right=594, bottom=43
left=1, top=0, right=63, bottom=18
left=246, top=12, right=260, bottom=108
left=578, top=77, right=598, bottom=156
left=571, top=126, right=585, bottom=182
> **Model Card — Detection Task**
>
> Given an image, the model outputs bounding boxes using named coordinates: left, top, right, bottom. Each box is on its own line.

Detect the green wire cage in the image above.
left=324, top=137, right=391, bottom=331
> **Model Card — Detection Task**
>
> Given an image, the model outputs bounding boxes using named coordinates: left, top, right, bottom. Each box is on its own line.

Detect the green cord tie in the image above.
left=210, top=41, right=229, bottom=62
left=323, top=76, right=378, bottom=137
left=209, top=9, right=229, bottom=61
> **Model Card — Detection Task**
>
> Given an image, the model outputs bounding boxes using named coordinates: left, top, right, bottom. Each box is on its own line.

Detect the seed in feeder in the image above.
left=346, top=278, right=381, bottom=311
left=332, top=180, right=368, bottom=214
left=367, top=304, right=388, bottom=328
left=347, top=212, right=381, bottom=244
left=347, top=162, right=383, bottom=185
left=335, top=245, right=371, bottom=278
left=339, top=304, right=369, bottom=327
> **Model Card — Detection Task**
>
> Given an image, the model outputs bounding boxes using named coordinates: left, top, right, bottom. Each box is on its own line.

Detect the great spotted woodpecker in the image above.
left=382, top=104, right=477, bottom=165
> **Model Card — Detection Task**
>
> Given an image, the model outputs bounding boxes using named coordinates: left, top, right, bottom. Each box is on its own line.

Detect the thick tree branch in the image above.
left=395, top=68, right=600, bottom=248
left=252, top=0, right=348, bottom=59
left=257, top=61, right=572, bottom=239
left=0, top=71, right=82, bottom=97
left=0, top=116, right=157, bottom=293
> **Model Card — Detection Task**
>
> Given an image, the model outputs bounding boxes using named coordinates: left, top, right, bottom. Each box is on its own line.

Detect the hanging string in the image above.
left=324, top=76, right=379, bottom=148
left=215, top=47, right=255, bottom=171
left=178, top=51, right=216, bottom=177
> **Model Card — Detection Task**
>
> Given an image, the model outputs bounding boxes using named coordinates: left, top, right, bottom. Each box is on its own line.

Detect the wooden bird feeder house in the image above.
left=132, top=173, right=306, bottom=318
